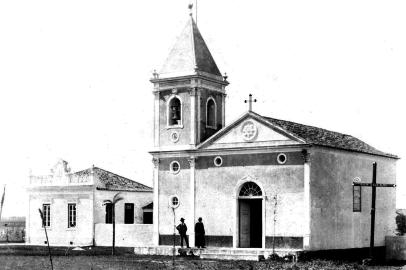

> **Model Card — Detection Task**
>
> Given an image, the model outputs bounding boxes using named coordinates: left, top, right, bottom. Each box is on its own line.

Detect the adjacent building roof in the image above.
left=159, top=15, right=221, bottom=78
left=75, top=167, right=152, bottom=192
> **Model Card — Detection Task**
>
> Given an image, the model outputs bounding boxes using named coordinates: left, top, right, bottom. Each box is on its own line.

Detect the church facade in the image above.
left=150, top=15, right=398, bottom=251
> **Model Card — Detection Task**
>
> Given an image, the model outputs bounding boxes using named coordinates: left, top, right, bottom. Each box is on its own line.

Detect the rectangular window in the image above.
left=143, top=211, right=153, bottom=224
left=42, top=204, right=51, bottom=227
left=353, top=186, right=361, bottom=212
left=124, top=203, right=134, bottom=224
left=68, top=203, right=77, bottom=228
left=105, top=203, right=113, bottom=224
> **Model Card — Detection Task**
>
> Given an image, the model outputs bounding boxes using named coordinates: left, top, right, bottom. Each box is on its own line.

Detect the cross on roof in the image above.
left=244, top=94, right=257, bottom=112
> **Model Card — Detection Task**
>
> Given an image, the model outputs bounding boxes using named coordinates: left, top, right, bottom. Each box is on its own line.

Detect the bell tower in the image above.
left=151, top=14, right=229, bottom=150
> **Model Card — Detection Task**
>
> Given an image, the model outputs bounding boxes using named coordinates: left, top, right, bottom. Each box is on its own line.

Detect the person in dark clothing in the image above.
left=176, top=217, right=189, bottom=248
left=195, top=217, right=206, bottom=248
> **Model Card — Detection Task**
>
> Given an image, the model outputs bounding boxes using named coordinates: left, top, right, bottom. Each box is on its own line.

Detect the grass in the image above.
left=0, top=246, right=404, bottom=270
left=0, top=255, right=404, bottom=270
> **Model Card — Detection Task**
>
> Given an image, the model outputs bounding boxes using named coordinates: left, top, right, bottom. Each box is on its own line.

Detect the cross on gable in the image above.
left=244, top=94, right=257, bottom=111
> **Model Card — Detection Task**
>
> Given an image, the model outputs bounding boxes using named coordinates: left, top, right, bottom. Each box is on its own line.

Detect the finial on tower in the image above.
left=244, top=94, right=257, bottom=112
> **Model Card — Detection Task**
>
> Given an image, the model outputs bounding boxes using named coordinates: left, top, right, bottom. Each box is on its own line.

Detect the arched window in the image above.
left=168, top=97, right=181, bottom=126
left=239, top=182, right=262, bottom=197
left=206, top=97, right=216, bottom=128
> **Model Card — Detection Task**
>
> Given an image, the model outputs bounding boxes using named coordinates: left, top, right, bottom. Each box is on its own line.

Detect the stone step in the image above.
left=202, top=248, right=264, bottom=255
left=134, top=246, right=301, bottom=261
left=200, top=252, right=260, bottom=261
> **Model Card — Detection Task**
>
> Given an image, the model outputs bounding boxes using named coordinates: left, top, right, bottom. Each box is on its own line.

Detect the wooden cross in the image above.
left=244, top=94, right=257, bottom=112
left=353, top=162, right=396, bottom=260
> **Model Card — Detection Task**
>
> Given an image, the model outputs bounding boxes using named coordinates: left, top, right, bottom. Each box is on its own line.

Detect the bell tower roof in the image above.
left=159, top=16, right=222, bottom=79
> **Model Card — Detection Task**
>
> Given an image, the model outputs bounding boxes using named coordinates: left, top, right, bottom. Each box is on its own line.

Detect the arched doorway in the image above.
left=238, top=181, right=263, bottom=248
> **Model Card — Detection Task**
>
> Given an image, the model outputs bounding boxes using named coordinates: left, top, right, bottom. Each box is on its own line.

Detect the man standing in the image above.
left=176, top=218, right=189, bottom=248
left=195, top=217, right=206, bottom=248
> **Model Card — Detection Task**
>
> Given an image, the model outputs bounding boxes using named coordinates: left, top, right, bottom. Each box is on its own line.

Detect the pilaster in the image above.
left=152, top=157, right=160, bottom=245
left=188, top=156, right=196, bottom=247
left=222, top=93, right=226, bottom=127
left=153, top=92, right=160, bottom=147
left=197, top=90, right=201, bottom=144
left=302, top=150, right=311, bottom=250
left=189, top=88, right=197, bottom=145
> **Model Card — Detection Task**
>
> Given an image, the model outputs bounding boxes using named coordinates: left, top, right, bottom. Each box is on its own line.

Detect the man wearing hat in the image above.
left=176, top=217, right=189, bottom=248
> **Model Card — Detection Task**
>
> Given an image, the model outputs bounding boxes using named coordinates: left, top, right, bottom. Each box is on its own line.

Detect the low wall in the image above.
left=95, top=224, right=153, bottom=247
left=386, top=235, right=406, bottom=260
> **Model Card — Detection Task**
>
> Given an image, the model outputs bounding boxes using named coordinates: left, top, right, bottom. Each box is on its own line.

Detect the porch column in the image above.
left=303, top=150, right=311, bottom=250
left=188, top=156, right=196, bottom=247
left=152, top=157, right=160, bottom=246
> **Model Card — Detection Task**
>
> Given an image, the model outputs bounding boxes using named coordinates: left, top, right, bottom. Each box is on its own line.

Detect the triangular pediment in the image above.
left=199, top=112, right=306, bottom=150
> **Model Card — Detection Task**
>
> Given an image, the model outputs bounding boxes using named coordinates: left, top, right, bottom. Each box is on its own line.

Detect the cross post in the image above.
left=244, top=94, right=257, bottom=112
left=353, top=162, right=396, bottom=260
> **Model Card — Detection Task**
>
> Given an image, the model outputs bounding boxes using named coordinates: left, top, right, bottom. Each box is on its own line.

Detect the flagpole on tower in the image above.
left=188, top=1, right=198, bottom=25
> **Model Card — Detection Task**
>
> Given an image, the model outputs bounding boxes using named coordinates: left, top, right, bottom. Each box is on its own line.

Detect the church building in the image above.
left=149, top=13, right=398, bottom=253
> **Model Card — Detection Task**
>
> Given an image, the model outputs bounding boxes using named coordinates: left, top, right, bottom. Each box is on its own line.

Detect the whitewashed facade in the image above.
left=26, top=160, right=153, bottom=247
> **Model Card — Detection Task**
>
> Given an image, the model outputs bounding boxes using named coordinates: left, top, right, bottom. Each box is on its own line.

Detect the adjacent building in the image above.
left=26, top=159, right=153, bottom=247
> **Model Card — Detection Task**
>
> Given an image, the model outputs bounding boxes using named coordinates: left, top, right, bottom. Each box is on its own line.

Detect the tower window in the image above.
left=168, top=97, right=181, bottom=126
left=206, top=97, right=216, bottom=128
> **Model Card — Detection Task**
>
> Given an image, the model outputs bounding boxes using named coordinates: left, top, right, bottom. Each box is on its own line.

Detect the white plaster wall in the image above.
left=158, top=165, right=192, bottom=235
left=195, top=165, right=305, bottom=237
left=94, top=190, right=153, bottom=224
left=309, top=148, right=397, bottom=250
left=27, top=190, right=94, bottom=246
left=95, top=224, right=153, bottom=247
left=157, top=159, right=305, bottom=239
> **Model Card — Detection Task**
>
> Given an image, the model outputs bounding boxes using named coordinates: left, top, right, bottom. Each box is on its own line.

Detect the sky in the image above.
left=0, top=0, right=405, bottom=217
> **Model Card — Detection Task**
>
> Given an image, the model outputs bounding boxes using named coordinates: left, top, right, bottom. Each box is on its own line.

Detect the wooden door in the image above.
left=239, top=200, right=250, bottom=248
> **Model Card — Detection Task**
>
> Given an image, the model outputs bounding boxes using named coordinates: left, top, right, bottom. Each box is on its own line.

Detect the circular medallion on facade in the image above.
left=170, top=131, right=180, bottom=143
left=241, top=120, right=258, bottom=141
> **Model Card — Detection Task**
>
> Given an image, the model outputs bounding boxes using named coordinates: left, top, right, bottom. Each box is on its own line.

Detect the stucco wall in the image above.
left=158, top=157, right=192, bottom=235
left=95, top=224, right=153, bottom=247
left=157, top=151, right=305, bottom=246
left=309, top=148, right=397, bottom=250
left=195, top=161, right=305, bottom=238
left=27, top=188, right=94, bottom=246
left=94, top=190, right=153, bottom=224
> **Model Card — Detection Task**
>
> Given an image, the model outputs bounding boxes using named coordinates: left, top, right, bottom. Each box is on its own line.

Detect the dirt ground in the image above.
left=0, top=255, right=404, bottom=270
